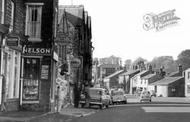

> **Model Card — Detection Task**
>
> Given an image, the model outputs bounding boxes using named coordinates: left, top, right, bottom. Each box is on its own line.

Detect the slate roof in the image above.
left=142, top=74, right=156, bottom=79
left=59, top=5, right=84, bottom=26
left=150, top=77, right=183, bottom=86
left=98, top=64, right=120, bottom=68
left=104, top=70, right=124, bottom=79
left=133, top=70, right=150, bottom=78
left=168, top=71, right=181, bottom=77
left=120, top=70, right=140, bottom=76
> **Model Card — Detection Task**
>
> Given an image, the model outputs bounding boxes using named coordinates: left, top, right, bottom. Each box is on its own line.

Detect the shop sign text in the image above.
left=23, top=45, right=51, bottom=55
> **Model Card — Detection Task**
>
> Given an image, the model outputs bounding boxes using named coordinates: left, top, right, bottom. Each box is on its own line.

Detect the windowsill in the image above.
left=28, top=38, right=42, bottom=42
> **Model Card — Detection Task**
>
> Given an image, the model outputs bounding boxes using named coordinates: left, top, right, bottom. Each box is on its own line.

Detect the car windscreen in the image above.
left=112, top=91, right=123, bottom=96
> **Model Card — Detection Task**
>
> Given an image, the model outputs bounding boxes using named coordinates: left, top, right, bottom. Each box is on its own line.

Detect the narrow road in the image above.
left=68, top=102, right=190, bottom=122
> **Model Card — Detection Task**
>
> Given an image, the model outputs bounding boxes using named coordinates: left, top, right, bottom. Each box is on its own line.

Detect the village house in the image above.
left=118, top=70, right=140, bottom=93
left=103, top=70, right=125, bottom=90
left=150, top=77, right=184, bottom=97
left=184, top=68, right=190, bottom=97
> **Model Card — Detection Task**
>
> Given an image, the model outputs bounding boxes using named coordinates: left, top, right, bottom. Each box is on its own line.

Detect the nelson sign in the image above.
left=22, top=45, right=51, bottom=56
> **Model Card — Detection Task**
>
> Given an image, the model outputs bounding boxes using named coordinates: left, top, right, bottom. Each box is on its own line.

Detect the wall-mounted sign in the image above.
left=70, top=57, right=81, bottom=68
left=6, top=36, right=20, bottom=46
left=41, top=65, right=49, bottom=79
left=23, top=45, right=51, bottom=56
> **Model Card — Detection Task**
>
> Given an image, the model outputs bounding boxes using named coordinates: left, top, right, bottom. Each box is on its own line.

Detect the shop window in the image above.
left=0, top=0, right=5, bottom=24
left=25, top=3, right=43, bottom=41
left=23, top=58, right=40, bottom=101
left=4, top=50, right=20, bottom=99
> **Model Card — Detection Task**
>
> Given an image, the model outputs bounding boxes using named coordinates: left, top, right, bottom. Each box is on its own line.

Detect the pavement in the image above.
left=0, top=105, right=97, bottom=122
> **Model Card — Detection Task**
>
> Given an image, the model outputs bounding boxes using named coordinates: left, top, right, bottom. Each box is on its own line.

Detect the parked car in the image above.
left=111, top=90, right=127, bottom=104
left=139, top=90, right=151, bottom=102
left=79, top=87, right=110, bottom=109
left=149, top=90, right=156, bottom=97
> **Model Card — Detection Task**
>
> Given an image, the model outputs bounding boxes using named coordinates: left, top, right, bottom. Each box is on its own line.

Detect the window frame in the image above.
left=25, top=3, right=44, bottom=42
left=0, top=0, right=5, bottom=24
left=9, top=0, right=15, bottom=32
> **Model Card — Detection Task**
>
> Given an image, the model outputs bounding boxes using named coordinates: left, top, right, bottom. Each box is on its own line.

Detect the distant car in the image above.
left=79, top=87, right=110, bottom=109
left=139, top=91, right=151, bottom=102
left=111, top=90, right=127, bottom=104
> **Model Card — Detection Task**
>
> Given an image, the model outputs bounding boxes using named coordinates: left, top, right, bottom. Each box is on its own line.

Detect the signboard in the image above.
left=41, top=65, right=49, bottom=79
left=70, top=57, right=81, bottom=68
left=23, top=45, right=52, bottom=56
left=6, top=36, right=20, bottom=46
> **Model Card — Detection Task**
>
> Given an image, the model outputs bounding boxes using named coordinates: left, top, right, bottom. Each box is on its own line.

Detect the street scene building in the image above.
left=0, top=0, right=92, bottom=112
left=1, top=1, right=190, bottom=122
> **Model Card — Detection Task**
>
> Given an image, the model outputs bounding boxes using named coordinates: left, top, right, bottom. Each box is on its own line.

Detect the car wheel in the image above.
left=124, top=100, right=127, bottom=104
left=106, top=104, right=109, bottom=108
left=99, top=104, right=103, bottom=109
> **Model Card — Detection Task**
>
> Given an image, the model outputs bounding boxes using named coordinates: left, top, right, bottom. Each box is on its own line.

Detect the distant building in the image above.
left=99, top=55, right=122, bottom=65
left=150, top=77, right=184, bottom=97
left=103, top=70, right=125, bottom=90
left=119, top=70, right=140, bottom=93
left=141, top=74, right=163, bottom=92
left=185, top=68, right=190, bottom=97
left=130, top=70, right=151, bottom=94
left=97, top=64, right=120, bottom=86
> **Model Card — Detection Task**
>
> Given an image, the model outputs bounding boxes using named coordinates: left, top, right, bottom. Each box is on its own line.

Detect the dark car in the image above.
left=79, top=87, right=110, bottom=109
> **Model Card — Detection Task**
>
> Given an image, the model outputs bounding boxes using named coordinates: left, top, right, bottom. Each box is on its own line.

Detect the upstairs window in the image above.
left=0, top=0, right=5, bottom=24
left=25, top=3, right=43, bottom=41
left=9, top=1, right=15, bottom=32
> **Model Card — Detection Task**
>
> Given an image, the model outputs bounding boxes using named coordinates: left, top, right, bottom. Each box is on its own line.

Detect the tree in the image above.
left=176, top=49, right=190, bottom=70
left=124, top=59, right=132, bottom=70
left=151, top=56, right=178, bottom=73
left=132, top=57, right=147, bottom=70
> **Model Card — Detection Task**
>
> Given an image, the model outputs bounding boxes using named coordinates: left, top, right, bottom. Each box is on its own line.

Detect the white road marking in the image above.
left=142, top=107, right=190, bottom=113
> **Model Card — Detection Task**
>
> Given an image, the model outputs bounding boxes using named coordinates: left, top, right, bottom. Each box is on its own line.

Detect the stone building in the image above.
left=0, top=0, right=59, bottom=112
left=0, top=0, right=26, bottom=112
left=56, top=5, right=93, bottom=108
left=20, top=0, right=59, bottom=112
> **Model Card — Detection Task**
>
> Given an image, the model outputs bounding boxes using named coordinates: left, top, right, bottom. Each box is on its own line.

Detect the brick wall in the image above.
left=14, top=0, right=25, bottom=34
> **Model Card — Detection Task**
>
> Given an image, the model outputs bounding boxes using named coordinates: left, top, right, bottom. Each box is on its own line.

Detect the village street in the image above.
left=66, top=96, right=190, bottom=122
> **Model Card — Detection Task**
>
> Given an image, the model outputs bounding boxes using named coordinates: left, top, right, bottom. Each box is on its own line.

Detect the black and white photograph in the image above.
left=0, top=0, right=190, bottom=122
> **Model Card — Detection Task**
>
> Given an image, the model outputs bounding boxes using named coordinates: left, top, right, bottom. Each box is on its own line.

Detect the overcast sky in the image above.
left=59, top=0, right=190, bottom=62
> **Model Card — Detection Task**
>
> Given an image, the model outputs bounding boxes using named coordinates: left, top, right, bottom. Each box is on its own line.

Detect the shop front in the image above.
left=20, top=45, right=57, bottom=111
left=0, top=33, right=22, bottom=112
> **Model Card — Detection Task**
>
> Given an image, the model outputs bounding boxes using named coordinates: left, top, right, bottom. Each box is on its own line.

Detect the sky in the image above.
left=59, top=0, right=190, bottom=62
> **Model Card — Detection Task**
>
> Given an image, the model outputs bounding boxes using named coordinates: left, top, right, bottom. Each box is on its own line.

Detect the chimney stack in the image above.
left=178, top=64, right=183, bottom=76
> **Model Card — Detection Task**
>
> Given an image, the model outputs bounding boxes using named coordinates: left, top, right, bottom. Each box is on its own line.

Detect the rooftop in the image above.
left=104, top=70, right=124, bottom=79
left=150, top=77, right=183, bottom=86
left=142, top=73, right=156, bottom=79
left=120, top=70, right=140, bottom=76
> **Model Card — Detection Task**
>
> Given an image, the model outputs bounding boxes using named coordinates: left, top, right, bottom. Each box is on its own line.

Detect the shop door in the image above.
left=22, top=58, right=40, bottom=101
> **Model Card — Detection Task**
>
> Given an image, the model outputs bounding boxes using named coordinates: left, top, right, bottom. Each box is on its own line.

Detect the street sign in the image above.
left=6, top=36, right=20, bottom=46
left=70, top=57, right=81, bottom=68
